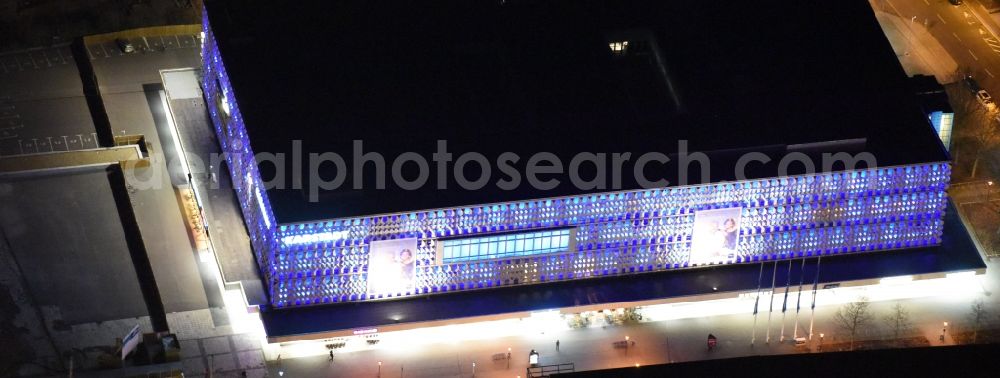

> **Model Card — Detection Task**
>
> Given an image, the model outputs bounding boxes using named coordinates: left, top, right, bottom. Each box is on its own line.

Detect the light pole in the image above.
left=625, top=335, right=630, bottom=355
left=472, top=362, right=476, bottom=377
left=507, top=347, right=511, bottom=369
left=751, top=262, right=764, bottom=346
left=941, top=322, right=949, bottom=343
left=766, top=261, right=777, bottom=344
left=819, top=333, right=824, bottom=352
left=377, top=361, right=382, bottom=377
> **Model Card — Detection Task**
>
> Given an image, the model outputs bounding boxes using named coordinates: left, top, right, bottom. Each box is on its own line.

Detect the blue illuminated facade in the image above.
left=201, top=11, right=279, bottom=300
left=201, top=15, right=951, bottom=310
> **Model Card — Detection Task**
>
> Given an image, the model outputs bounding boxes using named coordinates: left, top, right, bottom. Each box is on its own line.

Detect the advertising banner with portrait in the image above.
left=689, top=207, right=742, bottom=265
left=367, top=238, right=418, bottom=295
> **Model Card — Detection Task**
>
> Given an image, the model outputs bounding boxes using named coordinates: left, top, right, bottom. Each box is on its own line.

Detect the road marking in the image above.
left=46, top=137, right=53, bottom=152
left=62, top=135, right=69, bottom=150
left=91, top=132, right=99, bottom=148
left=937, top=13, right=946, bottom=24
left=923, top=0, right=929, bottom=5
left=969, top=49, right=979, bottom=60
left=985, top=68, right=995, bottom=78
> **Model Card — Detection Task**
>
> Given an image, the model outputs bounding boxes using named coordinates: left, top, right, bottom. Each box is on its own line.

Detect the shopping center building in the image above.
left=200, top=0, right=984, bottom=342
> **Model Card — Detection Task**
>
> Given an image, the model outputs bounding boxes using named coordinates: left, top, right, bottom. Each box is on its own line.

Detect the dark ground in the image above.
left=0, top=0, right=200, bottom=52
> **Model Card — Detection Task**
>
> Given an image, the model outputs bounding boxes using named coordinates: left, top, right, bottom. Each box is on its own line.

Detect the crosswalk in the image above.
left=983, top=35, right=1000, bottom=54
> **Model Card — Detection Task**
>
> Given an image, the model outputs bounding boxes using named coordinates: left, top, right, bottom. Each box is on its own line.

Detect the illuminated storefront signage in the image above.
left=352, top=328, right=378, bottom=335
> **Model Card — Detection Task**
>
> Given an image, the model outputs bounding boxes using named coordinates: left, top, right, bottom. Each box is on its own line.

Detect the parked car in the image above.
left=978, top=90, right=996, bottom=111
left=964, top=75, right=982, bottom=92
left=950, top=0, right=964, bottom=5
left=116, top=38, right=135, bottom=54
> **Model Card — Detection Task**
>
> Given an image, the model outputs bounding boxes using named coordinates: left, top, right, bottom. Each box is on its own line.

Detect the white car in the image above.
left=977, top=90, right=996, bottom=110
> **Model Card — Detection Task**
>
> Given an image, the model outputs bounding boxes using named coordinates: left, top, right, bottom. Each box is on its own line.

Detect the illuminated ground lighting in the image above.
left=268, top=273, right=981, bottom=359
left=879, top=275, right=914, bottom=285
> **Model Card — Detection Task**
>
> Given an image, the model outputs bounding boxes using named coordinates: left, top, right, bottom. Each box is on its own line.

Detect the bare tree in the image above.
left=882, top=302, right=912, bottom=346
left=833, top=297, right=874, bottom=351
left=968, top=300, right=990, bottom=344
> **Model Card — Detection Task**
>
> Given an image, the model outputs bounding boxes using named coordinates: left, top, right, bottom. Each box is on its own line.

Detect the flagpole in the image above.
left=779, top=259, right=792, bottom=342
left=808, top=256, right=822, bottom=340
left=793, top=257, right=806, bottom=339
left=751, top=261, right=765, bottom=346
left=766, top=261, right=777, bottom=344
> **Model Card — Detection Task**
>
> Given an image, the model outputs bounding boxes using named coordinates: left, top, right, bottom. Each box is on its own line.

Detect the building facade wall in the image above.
left=271, top=165, right=949, bottom=308
left=201, top=13, right=280, bottom=301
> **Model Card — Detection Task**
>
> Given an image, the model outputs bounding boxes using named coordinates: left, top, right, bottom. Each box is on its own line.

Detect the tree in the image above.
left=968, top=300, right=990, bottom=344
left=882, top=303, right=912, bottom=346
left=833, top=297, right=874, bottom=351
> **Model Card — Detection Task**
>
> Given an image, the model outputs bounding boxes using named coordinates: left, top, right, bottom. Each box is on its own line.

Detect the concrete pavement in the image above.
left=873, top=10, right=959, bottom=82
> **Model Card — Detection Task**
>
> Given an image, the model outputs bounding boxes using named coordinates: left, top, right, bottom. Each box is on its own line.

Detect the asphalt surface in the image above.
left=880, top=0, right=1000, bottom=91
left=0, top=45, right=97, bottom=157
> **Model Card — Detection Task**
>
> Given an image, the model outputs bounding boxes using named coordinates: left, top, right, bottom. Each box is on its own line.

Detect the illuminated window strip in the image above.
left=440, top=229, right=572, bottom=263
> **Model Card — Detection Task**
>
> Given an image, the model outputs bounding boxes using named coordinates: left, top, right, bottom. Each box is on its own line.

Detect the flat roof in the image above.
left=258, top=202, right=983, bottom=339
left=206, top=0, right=949, bottom=223
left=0, top=168, right=149, bottom=324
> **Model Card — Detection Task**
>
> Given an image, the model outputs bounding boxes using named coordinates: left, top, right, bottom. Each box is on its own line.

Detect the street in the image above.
left=877, top=0, right=1000, bottom=90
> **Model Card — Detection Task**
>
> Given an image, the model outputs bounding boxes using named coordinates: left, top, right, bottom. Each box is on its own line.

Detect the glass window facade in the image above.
left=442, top=230, right=571, bottom=263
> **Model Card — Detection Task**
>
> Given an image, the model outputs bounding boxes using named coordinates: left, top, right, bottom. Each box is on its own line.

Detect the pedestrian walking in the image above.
left=329, top=350, right=334, bottom=361
left=556, top=340, right=560, bottom=351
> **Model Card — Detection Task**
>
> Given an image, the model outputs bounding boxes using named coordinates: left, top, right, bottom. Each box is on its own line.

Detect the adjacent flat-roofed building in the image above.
left=200, top=0, right=975, bottom=340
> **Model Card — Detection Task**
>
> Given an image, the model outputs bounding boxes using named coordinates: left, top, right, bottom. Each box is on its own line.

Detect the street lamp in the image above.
left=941, top=322, right=949, bottom=342
left=377, top=361, right=382, bottom=377
left=472, top=362, right=476, bottom=377
left=819, top=333, right=824, bottom=352
left=507, top=347, right=512, bottom=369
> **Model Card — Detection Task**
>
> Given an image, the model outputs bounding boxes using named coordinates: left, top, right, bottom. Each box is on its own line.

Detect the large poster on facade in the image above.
left=367, top=238, right=418, bottom=295
left=689, top=207, right=742, bottom=265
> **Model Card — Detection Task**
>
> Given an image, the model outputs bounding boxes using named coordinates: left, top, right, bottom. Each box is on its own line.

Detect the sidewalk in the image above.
left=264, top=268, right=996, bottom=378
left=873, top=10, right=959, bottom=83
